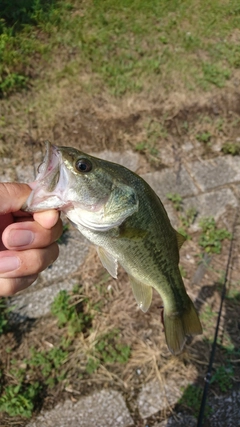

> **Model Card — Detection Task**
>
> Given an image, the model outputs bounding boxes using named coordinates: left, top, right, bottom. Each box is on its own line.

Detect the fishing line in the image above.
left=196, top=208, right=239, bottom=427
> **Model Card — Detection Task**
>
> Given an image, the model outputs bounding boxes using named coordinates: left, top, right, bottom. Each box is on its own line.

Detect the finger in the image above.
left=0, top=275, right=38, bottom=297
left=33, top=210, right=60, bottom=229
left=2, top=218, right=63, bottom=250
left=0, top=243, right=59, bottom=278
left=0, top=183, right=31, bottom=214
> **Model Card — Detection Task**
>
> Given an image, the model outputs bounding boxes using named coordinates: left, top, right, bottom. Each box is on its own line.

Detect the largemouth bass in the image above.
left=23, top=141, right=202, bottom=354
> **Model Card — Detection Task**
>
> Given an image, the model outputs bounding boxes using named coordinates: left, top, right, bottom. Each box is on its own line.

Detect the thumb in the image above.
left=0, top=183, right=32, bottom=214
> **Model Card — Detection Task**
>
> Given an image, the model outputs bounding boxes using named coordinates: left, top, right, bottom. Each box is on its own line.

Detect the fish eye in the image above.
left=75, top=158, right=92, bottom=173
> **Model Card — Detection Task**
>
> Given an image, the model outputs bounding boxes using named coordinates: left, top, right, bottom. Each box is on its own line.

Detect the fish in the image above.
left=23, top=141, right=202, bottom=354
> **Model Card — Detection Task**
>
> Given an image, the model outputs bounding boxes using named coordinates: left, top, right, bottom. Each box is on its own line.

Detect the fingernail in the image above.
left=0, top=256, right=20, bottom=273
left=8, top=230, right=34, bottom=247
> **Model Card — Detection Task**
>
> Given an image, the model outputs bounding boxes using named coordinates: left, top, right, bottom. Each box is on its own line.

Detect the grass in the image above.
left=1, top=0, right=240, bottom=97
left=198, top=217, right=231, bottom=254
left=50, top=288, right=92, bottom=336
left=86, top=330, right=131, bottom=374
left=211, top=365, right=234, bottom=392
left=196, top=131, right=212, bottom=144
left=0, top=299, right=10, bottom=334
left=221, top=141, right=240, bottom=155
left=0, top=382, right=40, bottom=418
left=166, top=193, right=183, bottom=212
left=178, top=384, right=206, bottom=418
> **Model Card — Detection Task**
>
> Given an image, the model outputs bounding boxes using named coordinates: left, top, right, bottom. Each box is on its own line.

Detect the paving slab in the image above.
left=9, top=278, right=77, bottom=320
left=26, top=389, right=134, bottom=427
left=142, top=166, right=198, bottom=202
left=183, top=187, right=238, bottom=226
left=39, top=226, right=89, bottom=283
left=137, top=379, right=187, bottom=419
left=187, top=156, right=240, bottom=191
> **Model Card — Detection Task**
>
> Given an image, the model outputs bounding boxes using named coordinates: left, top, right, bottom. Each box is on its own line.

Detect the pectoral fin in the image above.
left=97, top=247, right=118, bottom=279
left=129, top=276, right=152, bottom=312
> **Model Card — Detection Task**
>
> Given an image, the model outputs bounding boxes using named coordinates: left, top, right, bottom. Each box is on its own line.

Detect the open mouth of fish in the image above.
left=23, top=141, right=69, bottom=211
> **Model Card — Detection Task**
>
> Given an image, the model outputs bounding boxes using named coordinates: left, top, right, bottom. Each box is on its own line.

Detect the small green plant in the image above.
left=179, top=384, right=212, bottom=418
left=135, top=141, right=147, bottom=152
left=211, top=365, right=234, bottom=392
left=166, top=193, right=183, bottom=212
left=196, top=131, right=211, bottom=143
left=28, top=347, right=68, bottom=386
left=86, top=357, right=101, bottom=375
left=51, top=289, right=92, bottom=336
left=178, top=207, right=197, bottom=239
left=180, top=207, right=197, bottom=228
left=178, top=384, right=203, bottom=416
left=0, top=298, right=10, bottom=334
left=86, top=330, right=131, bottom=374
left=0, top=382, right=40, bottom=418
left=221, top=141, right=240, bottom=156
left=199, top=217, right=231, bottom=254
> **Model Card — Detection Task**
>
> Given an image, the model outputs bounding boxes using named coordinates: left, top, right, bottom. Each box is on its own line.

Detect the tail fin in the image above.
left=163, top=298, right=202, bottom=355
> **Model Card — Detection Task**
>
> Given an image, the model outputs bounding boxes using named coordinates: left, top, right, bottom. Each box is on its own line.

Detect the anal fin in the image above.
left=129, top=276, right=152, bottom=313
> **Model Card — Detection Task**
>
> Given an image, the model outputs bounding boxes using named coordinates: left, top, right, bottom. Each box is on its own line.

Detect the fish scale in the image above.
left=23, top=141, right=202, bottom=354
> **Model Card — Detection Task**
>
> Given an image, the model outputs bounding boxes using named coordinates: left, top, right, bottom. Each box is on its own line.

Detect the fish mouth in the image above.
left=31, top=141, right=60, bottom=190
left=23, top=141, right=69, bottom=212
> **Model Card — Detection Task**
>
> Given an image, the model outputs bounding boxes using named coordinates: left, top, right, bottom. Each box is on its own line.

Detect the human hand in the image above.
left=0, top=182, right=62, bottom=296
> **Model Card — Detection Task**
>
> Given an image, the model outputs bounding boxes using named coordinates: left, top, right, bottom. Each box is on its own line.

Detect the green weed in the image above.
left=86, top=330, right=131, bottom=374
left=211, top=365, right=234, bottom=392
left=196, top=131, right=212, bottom=144
left=199, top=217, right=231, bottom=254
left=167, top=195, right=197, bottom=238
left=0, top=382, right=40, bottom=418
left=85, top=357, right=101, bottom=375
left=135, top=120, right=166, bottom=162
left=221, top=141, right=240, bottom=156
left=0, top=298, right=9, bottom=334
left=28, top=347, right=68, bottom=386
left=166, top=193, right=183, bottom=212
left=180, top=207, right=198, bottom=232
left=178, top=384, right=210, bottom=417
left=51, top=289, right=92, bottom=336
